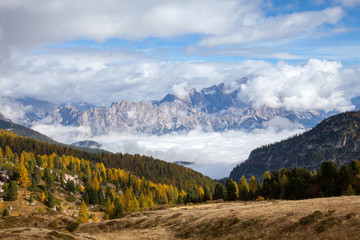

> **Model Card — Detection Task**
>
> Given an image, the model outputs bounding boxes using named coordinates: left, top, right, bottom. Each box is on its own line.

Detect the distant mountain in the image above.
left=6, top=83, right=359, bottom=136
left=71, top=140, right=102, bottom=149
left=26, top=82, right=326, bottom=136
left=229, top=110, right=360, bottom=181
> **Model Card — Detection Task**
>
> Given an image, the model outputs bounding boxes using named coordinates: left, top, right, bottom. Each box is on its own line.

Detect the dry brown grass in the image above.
left=1, top=196, right=360, bottom=239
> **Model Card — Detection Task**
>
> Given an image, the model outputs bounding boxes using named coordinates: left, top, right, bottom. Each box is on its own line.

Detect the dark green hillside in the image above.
left=0, top=119, right=59, bottom=144
left=0, top=130, right=215, bottom=190
left=230, top=110, right=360, bottom=181
left=0, top=119, right=108, bottom=154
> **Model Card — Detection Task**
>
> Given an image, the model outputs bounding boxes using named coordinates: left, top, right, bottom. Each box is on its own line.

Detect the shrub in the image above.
left=65, top=195, right=76, bottom=203
left=65, top=222, right=79, bottom=232
left=256, top=196, right=265, bottom=201
left=49, top=220, right=59, bottom=229
left=2, top=208, right=10, bottom=216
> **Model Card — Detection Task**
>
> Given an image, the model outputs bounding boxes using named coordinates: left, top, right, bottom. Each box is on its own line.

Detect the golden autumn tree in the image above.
left=78, top=200, right=89, bottom=223
left=40, top=192, right=46, bottom=202
left=0, top=147, right=3, bottom=158
left=17, top=159, right=30, bottom=188
left=91, top=176, right=100, bottom=191
left=249, top=175, right=257, bottom=194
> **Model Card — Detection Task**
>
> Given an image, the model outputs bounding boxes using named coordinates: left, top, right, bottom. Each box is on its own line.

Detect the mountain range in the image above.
left=2, top=82, right=339, bottom=136
left=229, top=110, right=360, bottom=181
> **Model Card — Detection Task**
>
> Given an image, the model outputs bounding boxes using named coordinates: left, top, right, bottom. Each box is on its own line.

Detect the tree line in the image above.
left=214, top=160, right=360, bottom=201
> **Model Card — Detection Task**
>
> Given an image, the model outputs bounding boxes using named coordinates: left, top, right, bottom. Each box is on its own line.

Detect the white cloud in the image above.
left=0, top=97, right=30, bottom=122
left=237, top=59, right=360, bottom=112
left=262, top=116, right=301, bottom=130
left=172, top=82, right=188, bottom=98
left=0, top=51, right=359, bottom=114
left=31, top=122, right=304, bottom=178
left=335, top=0, right=360, bottom=6
left=199, top=7, right=345, bottom=46
left=0, top=0, right=345, bottom=51
left=32, top=124, right=92, bottom=143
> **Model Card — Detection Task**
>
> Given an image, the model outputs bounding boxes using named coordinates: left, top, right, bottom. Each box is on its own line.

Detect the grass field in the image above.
left=1, top=196, right=360, bottom=239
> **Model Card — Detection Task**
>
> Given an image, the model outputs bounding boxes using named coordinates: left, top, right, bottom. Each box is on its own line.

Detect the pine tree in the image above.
left=29, top=193, right=34, bottom=203
left=78, top=200, right=89, bottom=223
left=114, top=198, right=124, bottom=218
left=238, top=176, right=249, bottom=200
left=226, top=178, right=239, bottom=201
left=213, top=183, right=226, bottom=200
left=17, top=161, right=30, bottom=188
left=203, top=186, right=212, bottom=202
left=345, top=184, right=355, bottom=196
left=48, top=192, right=55, bottom=208
left=105, top=197, right=113, bottom=217
left=6, top=181, right=18, bottom=201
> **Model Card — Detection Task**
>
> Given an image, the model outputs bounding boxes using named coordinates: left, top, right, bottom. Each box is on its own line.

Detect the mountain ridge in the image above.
left=229, top=110, right=360, bottom=181
left=8, top=83, right=329, bottom=136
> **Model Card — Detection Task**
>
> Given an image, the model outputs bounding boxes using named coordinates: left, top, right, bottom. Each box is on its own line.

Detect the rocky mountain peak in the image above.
left=5, top=82, right=330, bottom=136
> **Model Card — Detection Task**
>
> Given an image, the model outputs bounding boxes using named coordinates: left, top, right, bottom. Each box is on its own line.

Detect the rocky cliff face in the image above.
left=46, top=83, right=326, bottom=135
left=229, top=110, right=360, bottom=181
left=8, top=83, right=328, bottom=136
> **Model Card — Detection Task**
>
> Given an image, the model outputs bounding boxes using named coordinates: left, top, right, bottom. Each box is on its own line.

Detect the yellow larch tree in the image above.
left=40, top=192, right=46, bottom=202
left=91, top=176, right=100, bottom=191
left=249, top=175, right=257, bottom=194
left=78, top=200, right=89, bottom=223
left=17, top=160, right=30, bottom=188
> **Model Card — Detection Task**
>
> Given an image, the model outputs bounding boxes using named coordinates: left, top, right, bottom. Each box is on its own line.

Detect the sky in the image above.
left=1, top=0, right=360, bottom=178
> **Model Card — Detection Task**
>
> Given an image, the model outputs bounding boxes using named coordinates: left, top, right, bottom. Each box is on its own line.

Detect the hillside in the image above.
left=0, top=130, right=215, bottom=190
left=1, top=196, right=359, bottom=239
left=0, top=130, right=217, bottom=238
left=0, top=118, right=109, bottom=154
left=0, top=119, right=59, bottom=145
left=230, top=110, right=360, bottom=180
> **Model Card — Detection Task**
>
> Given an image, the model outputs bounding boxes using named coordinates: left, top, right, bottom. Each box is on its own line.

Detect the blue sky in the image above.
left=41, top=0, right=360, bottom=64
left=0, top=0, right=359, bottom=106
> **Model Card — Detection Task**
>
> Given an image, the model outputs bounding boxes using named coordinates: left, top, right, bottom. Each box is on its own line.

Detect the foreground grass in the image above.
left=1, top=196, right=360, bottom=239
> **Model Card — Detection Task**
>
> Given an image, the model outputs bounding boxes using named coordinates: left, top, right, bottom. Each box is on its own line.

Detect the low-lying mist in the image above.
left=33, top=117, right=304, bottom=179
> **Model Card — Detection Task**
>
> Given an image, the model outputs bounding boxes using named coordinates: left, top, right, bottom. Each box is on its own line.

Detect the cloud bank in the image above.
left=1, top=52, right=359, bottom=113
left=238, top=59, right=360, bottom=112
left=32, top=122, right=304, bottom=179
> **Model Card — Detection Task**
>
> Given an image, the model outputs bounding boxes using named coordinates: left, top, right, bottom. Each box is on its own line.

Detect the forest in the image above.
left=0, top=129, right=359, bottom=223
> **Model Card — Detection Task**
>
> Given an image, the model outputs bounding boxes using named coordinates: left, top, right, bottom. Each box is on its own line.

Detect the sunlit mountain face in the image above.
left=0, top=0, right=359, bottom=178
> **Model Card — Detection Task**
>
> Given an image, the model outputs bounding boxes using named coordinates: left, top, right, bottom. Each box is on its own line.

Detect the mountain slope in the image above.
left=0, top=119, right=59, bottom=144
left=0, top=115, right=107, bottom=154
left=229, top=110, right=360, bottom=181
